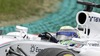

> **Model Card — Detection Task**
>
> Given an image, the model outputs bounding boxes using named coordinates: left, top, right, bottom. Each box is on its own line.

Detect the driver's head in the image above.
left=56, top=26, right=79, bottom=41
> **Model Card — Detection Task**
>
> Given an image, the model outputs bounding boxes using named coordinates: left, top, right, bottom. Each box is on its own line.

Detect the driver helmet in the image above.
left=56, top=26, right=79, bottom=41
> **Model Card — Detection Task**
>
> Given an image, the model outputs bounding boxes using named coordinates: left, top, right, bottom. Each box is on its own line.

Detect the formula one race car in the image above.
left=38, top=1, right=100, bottom=56
left=0, top=25, right=75, bottom=56
left=1, top=0, right=100, bottom=56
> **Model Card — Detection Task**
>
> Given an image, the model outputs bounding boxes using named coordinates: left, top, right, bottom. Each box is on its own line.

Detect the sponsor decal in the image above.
left=30, top=45, right=43, bottom=53
left=88, top=43, right=100, bottom=46
left=89, top=16, right=100, bottom=22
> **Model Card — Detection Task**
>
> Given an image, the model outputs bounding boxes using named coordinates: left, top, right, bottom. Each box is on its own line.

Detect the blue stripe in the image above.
left=56, top=32, right=78, bottom=38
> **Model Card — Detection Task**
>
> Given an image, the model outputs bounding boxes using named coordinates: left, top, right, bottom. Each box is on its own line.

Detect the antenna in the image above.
left=77, top=0, right=100, bottom=11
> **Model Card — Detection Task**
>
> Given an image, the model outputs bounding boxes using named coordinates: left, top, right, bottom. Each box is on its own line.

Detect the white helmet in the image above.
left=56, top=26, right=79, bottom=41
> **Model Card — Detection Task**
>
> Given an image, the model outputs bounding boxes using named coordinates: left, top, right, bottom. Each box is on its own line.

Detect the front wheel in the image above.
left=36, top=48, right=75, bottom=56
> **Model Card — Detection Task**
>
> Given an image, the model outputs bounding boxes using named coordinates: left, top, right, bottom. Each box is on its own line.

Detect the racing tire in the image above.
left=36, top=48, right=75, bottom=56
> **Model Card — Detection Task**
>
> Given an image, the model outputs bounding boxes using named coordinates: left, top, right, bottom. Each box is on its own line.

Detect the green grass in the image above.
left=0, top=0, right=61, bottom=26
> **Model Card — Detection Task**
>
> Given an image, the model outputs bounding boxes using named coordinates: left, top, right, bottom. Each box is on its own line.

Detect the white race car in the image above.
left=0, top=25, right=75, bottom=56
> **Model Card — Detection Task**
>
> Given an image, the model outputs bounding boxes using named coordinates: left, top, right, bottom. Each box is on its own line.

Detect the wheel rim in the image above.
left=63, top=54, right=73, bottom=56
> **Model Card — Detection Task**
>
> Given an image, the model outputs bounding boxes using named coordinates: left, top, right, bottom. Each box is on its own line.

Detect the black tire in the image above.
left=36, top=48, right=75, bottom=56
